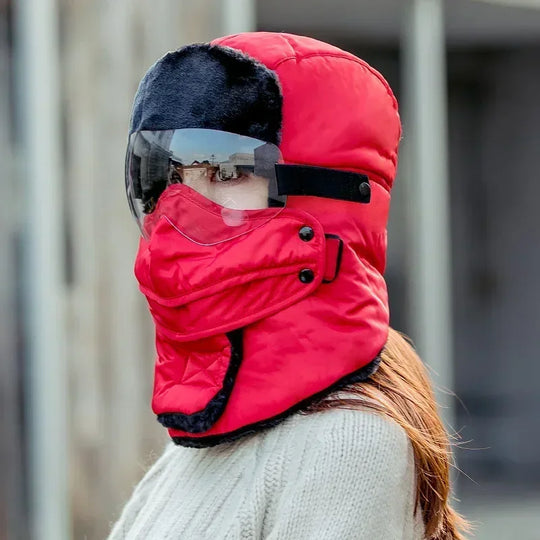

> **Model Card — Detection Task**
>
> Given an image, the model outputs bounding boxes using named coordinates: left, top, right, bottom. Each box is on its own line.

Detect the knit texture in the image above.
left=108, top=407, right=426, bottom=539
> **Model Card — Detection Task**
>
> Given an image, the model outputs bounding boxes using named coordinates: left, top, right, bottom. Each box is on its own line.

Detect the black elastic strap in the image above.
left=275, top=164, right=371, bottom=203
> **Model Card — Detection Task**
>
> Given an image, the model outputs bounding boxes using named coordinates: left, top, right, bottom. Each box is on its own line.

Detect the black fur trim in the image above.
left=130, top=43, right=283, bottom=145
left=157, top=329, right=244, bottom=434
left=170, top=354, right=382, bottom=448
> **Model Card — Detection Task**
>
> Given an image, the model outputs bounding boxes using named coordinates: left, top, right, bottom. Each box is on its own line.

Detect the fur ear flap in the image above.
left=130, top=43, right=283, bottom=145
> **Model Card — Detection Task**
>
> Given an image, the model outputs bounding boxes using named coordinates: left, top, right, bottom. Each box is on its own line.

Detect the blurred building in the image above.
left=1, top=0, right=540, bottom=539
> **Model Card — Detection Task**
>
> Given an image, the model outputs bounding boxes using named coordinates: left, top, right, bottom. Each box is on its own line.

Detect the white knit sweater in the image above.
left=108, top=407, right=425, bottom=539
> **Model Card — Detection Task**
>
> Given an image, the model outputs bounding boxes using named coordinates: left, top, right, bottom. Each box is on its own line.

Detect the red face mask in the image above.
left=134, top=179, right=391, bottom=444
left=136, top=183, right=329, bottom=342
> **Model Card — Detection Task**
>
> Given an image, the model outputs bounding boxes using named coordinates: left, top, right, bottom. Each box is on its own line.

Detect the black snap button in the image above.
left=299, top=226, right=315, bottom=242
left=359, top=181, right=371, bottom=200
left=299, top=269, right=315, bottom=284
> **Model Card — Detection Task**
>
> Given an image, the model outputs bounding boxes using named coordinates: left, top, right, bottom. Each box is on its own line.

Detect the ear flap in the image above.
left=155, top=330, right=244, bottom=434
left=130, top=43, right=283, bottom=145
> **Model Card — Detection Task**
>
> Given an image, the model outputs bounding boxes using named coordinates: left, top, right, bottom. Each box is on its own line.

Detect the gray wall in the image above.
left=450, top=47, right=540, bottom=488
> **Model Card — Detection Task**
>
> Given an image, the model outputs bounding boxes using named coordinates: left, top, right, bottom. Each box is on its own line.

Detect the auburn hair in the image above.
left=306, top=327, right=471, bottom=540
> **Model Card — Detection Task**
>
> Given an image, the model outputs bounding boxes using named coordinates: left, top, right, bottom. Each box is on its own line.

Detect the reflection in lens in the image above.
left=171, top=157, right=269, bottom=210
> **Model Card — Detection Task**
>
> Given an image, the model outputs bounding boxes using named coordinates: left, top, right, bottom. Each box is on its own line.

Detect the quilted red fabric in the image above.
left=136, top=32, right=402, bottom=445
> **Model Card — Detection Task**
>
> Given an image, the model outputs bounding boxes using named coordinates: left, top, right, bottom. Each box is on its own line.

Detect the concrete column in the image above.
left=402, top=0, right=454, bottom=426
left=222, top=0, right=256, bottom=34
left=14, top=0, right=68, bottom=538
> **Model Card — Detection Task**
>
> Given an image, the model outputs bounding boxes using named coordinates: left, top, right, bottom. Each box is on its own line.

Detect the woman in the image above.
left=111, top=32, right=469, bottom=539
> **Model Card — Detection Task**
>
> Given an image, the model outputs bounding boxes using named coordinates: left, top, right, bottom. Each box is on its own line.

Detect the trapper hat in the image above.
left=127, top=32, right=402, bottom=447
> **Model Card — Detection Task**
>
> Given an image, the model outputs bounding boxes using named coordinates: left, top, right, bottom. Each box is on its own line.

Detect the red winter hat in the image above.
left=128, top=32, right=402, bottom=446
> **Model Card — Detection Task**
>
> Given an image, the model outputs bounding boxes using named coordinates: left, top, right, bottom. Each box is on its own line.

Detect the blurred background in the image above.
left=1, top=0, right=539, bottom=538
